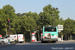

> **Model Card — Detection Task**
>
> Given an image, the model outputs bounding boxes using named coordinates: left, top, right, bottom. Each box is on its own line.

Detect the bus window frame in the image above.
left=44, top=26, right=57, bottom=32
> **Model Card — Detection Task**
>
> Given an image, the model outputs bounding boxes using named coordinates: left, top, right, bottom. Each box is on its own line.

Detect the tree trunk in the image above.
left=68, top=34, right=69, bottom=40
left=5, top=27, right=7, bottom=35
left=70, top=34, right=72, bottom=40
left=38, top=31, right=40, bottom=41
left=5, top=25, right=7, bottom=35
left=30, top=31, right=32, bottom=42
left=23, top=33, right=25, bottom=43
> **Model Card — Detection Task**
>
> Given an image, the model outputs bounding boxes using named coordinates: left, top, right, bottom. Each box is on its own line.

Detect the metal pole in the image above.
left=5, top=25, right=7, bottom=35
left=54, top=10, right=55, bottom=26
left=8, top=19, right=10, bottom=36
left=8, top=25, right=10, bottom=36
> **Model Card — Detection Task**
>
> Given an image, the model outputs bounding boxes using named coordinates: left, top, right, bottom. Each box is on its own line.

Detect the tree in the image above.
left=39, top=4, right=60, bottom=28
left=63, top=18, right=74, bottom=40
left=10, top=17, right=21, bottom=34
left=59, top=17, right=64, bottom=25
left=16, top=13, right=26, bottom=17
left=72, top=20, right=75, bottom=35
left=20, top=15, right=36, bottom=42
left=25, top=11, right=40, bottom=30
left=0, top=8, right=8, bottom=36
left=0, top=5, right=18, bottom=36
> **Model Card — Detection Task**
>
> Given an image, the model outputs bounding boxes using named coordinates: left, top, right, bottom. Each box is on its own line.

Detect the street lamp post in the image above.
left=51, top=8, right=58, bottom=26
left=7, top=19, right=10, bottom=36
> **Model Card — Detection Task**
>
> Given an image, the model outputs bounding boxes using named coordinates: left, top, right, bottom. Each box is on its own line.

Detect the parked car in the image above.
left=0, top=37, right=8, bottom=45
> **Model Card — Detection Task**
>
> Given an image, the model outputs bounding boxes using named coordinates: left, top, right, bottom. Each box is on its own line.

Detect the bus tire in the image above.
left=51, top=41, right=56, bottom=43
left=1, top=41, right=5, bottom=45
left=41, top=40, right=46, bottom=43
left=41, top=41, right=44, bottom=43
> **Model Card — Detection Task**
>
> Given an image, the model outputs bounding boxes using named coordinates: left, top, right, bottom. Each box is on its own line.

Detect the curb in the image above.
left=0, top=44, right=15, bottom=46
left=16, top=42, right=30, bottom=44
left=58, top=40, right=75, bottom=42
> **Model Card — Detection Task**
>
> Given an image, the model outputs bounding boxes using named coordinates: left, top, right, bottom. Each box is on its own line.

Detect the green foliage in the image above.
left=0, top=4, right=75, bottom=40
left=0, top=5, right=18, bottom=36
left=59, top=17, right=64, bottom=25
left=25, top=11, right=40, bottom=30
left=39, top=4, right=60, bottom=28
left=63, top=18, right=73, bottom=34
left=20, top=15, right=36, bottom=33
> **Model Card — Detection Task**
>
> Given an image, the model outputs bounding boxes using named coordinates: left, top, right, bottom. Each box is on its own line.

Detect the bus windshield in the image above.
left=44, top=26, right=56, bottom=32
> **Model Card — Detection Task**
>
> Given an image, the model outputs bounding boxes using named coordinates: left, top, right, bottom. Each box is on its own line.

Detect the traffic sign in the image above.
left=57, top=25, right=63, bottom=32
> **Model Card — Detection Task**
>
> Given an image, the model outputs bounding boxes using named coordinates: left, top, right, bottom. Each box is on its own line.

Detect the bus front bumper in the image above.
left=42, top=38, right=58, bottom=41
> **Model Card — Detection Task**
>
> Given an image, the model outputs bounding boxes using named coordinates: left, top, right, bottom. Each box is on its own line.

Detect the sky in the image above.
left=0, top=0, right=75, bottom=20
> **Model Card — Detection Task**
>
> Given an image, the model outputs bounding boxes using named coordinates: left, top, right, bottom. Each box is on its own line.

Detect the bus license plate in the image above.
left=50, top=39, right=52, bottom=41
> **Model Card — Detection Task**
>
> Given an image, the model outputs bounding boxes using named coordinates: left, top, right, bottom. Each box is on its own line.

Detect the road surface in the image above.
left=0, top=41, right=75, bottom=50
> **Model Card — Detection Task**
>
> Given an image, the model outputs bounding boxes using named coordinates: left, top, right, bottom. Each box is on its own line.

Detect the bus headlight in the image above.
left=56, top=36, right=58, bottom=38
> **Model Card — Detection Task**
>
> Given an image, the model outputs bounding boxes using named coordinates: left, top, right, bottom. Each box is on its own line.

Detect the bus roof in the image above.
left=43, top=26, right=56, bottom=27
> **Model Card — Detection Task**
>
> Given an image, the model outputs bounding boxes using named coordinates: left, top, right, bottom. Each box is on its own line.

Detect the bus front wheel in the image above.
left=41, top=40, right=44, bottom=43
left=41, top=41, right=47, bottom=43
left=51, top=41, right=56, bottom=43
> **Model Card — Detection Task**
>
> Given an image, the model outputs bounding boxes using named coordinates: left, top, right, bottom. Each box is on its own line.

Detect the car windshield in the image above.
left=44, top=26, right=56, bottom=32
left=4, top=36, right=9, bottom=38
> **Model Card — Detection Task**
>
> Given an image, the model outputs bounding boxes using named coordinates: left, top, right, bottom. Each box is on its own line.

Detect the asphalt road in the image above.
left=0, top=41, right=75, bottom=50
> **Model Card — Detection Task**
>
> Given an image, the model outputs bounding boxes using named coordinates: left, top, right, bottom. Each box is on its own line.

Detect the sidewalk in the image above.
left=58, top=40, right=75, bottom=42
left=35, top=40, right=75, bottom=42
left=0, top=43, right=15, bottom=46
